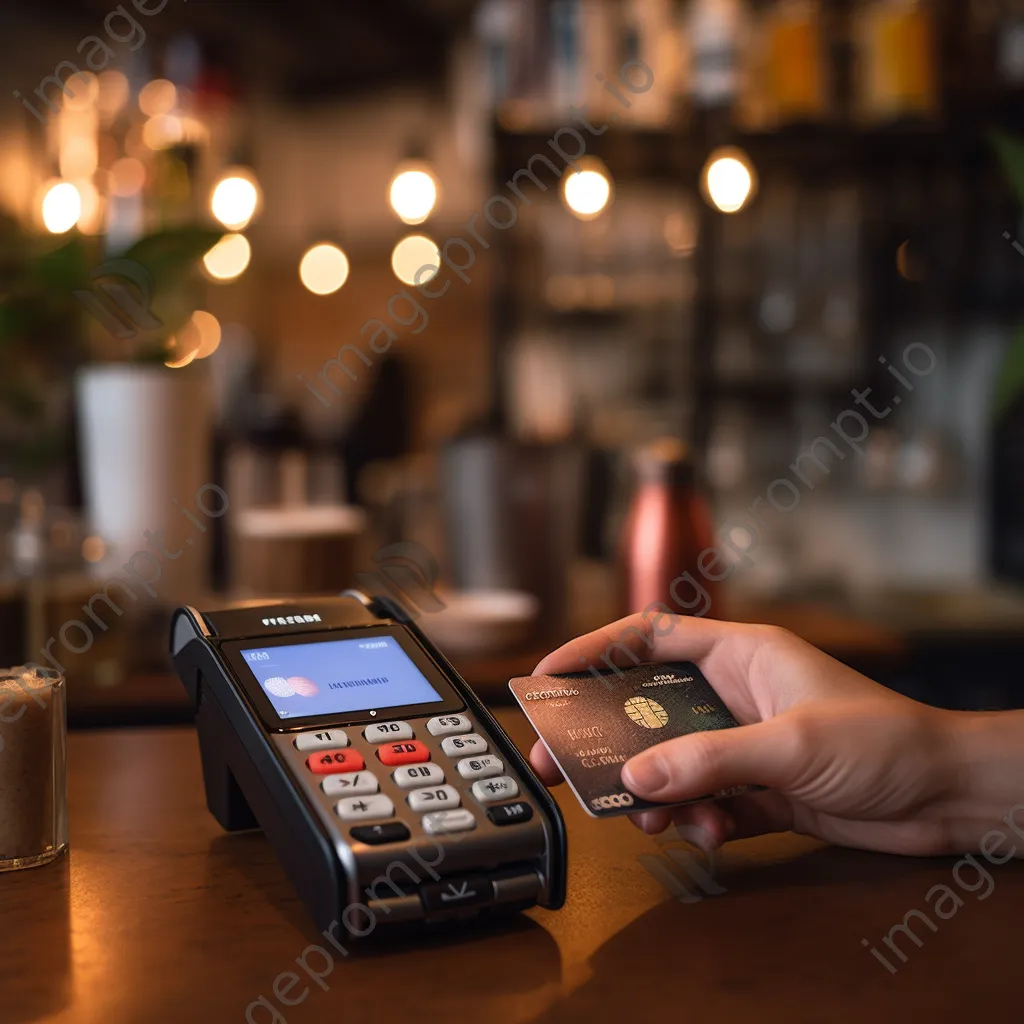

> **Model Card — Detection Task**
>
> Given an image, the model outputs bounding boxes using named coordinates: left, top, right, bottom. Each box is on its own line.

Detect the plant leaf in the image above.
left=0, top=300, right=31, bottom=344
left=31, top=236, right=90, bottom=291
left=991, top=129, right=1024, bottom=208
left=122, top=227, right=223, bottom=289
left=993, top=325, right=1024, bottom=420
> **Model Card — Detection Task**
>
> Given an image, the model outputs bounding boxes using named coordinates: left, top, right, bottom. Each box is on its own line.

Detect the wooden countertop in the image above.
left=2, top=711, right=1022, bottom=1022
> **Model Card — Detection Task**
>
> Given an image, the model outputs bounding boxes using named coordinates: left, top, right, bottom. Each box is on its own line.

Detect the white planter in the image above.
left=76, top=365, right=213, bottom=605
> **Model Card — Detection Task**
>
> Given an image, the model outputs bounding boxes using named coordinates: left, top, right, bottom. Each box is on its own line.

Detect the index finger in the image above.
left=533, top=611, right=741, bottom=676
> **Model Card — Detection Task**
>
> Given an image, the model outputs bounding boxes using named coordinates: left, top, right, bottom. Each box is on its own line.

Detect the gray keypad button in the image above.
left=335, top=794, right=394, bottom=821
left=406, top=785, right=460, bottom=813
left=392, top=763, right=445, bottom=789
left=441, top=733, right=487, bottom=757
left=422, top=809, right=477, bottom=835
left=363, top=721, right=413, bottom=743
left=457, top=755, right=504, bottom=780
left=471, top=776, right=519, bottom=804
left=425, top=714, right=472, bottom=737
left=322, top=771, right=379, bottom=797
left=294, top=729, right=348, bottom=752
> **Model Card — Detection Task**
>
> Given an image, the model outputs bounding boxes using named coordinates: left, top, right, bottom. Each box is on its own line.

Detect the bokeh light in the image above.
left=41, top=181, right=82, bottom=233
left=59, top=134, right=98, bottom=180
left=202, top=233, right=251, bottom=281
left=74, top=179, right=102, bottom=234
left=109, top=157, right=146, bottom=197
left=299, top=243, right=350, bottom=295
left=391, top=234, right=439, bottom=285
left=562, top=158, right=613, bottom=220
left=81, top=535, right=107, bottom=563
left=62, top=71, right=98, bottom=112
left=702, top=147, right=757, bottom=214
left=210, top=171, right=261, bottom=230
left=96, top=70, right=129, bottom=118
left=190, top=310, right=222, bottom=358
left=142, top=114, right=183, bottom=150
left=164, top=346, right=197, bottom=369
left=139, top=79, right=177, bottom=117
left=389, top=167, right=439, bottom=225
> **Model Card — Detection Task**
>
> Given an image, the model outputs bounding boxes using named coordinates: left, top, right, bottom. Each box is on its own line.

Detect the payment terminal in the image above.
left=169, top=591, right=566, bottom=933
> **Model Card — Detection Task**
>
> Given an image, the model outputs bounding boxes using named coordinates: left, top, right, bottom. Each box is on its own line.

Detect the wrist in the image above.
left=943, top=709, right=1024, bottom=841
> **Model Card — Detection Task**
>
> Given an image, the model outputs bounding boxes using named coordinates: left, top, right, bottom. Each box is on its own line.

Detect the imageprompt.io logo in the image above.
left=638, top=823, right=727, bottom=904
left=73, top=258, right=162, bottom=340
left=354, top=541, right=447, bottom=617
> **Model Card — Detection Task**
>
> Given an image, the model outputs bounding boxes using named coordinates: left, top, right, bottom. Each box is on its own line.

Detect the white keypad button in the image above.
left=426, top=714, right=472, bottom=737
left=441, top=733, right=487, bottom=758
left=457, top=755, right=504, bottom=781
left=363, top=721, right=414, bottom=743
left=392, top=763, right=445, bottom=789
left=406, top=785, right=460, bottom=813
left=422, top=809, right=477, bottom=835
left=294, top=729, right=349, bottom=752
left=322, top=771, right=379, bottom=797
left=471, top=776, right=519, bottom=804
left=335, top=794, right=394, bottom=821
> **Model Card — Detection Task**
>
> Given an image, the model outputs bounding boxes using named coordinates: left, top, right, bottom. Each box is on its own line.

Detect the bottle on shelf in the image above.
left=618, top=0, right=680, bottom=127
left=550, top=0, right=588, bottom=121
left=998, top=0, right=1024, bottom=87
left=853, top=0, right=939, bottom=124
left=686, top=0, right=748, bottom=114
left=765, top=0, right=829, bottom=126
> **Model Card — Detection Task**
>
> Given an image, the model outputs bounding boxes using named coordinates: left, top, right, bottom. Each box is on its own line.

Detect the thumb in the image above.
left=622, top=717, right=805, bottom=801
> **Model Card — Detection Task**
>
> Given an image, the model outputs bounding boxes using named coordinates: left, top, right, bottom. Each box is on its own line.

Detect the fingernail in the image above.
left=623, top=754, right=667, bottom=795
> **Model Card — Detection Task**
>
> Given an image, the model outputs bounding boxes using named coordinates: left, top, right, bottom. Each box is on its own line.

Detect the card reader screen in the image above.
left=240, top=635, right=444, bottom=720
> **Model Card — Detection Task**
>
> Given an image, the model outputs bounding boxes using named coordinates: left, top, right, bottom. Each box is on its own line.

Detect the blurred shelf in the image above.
left=491, top=121, right=702, bottom=182
left=700, top=378, right=858, bottom=403
left=491, top=115, right=1021, bottom=183
left=848, top=584, right=1024, bottom=639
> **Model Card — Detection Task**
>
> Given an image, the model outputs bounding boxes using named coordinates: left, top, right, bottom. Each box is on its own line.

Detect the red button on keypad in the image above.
left=376, top=740, right=431, bottom=767
left=307, top=749, right=365, bottom=775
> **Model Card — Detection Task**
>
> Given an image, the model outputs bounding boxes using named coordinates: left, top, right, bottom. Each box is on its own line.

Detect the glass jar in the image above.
left=0, top=668, right=68, bottom=871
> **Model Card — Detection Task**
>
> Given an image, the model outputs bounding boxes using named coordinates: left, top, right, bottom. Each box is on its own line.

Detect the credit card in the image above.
left=509, top=662, right=755, bottom=818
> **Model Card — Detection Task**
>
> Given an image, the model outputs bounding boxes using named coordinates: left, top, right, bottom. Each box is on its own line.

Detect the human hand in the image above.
left=528, top=613, right=1014, bottom=856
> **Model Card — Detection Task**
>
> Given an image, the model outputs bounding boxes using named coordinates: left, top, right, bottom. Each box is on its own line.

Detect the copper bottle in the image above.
left=619, top=438, right=719, bottom=619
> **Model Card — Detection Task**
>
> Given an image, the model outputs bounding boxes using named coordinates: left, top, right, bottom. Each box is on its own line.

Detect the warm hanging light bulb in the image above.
left=299, top=243, right=350, bottom=295
left=210, top=168, right=261, bottom=230
left=562, top=158, right=613, bottom=220
left=202, top=233, right=251, bottom=281
left=41, top=181, right=82, bottom=234
left=389, top=164, right=439, bottom=225
left=391, top=234, right=439, bottom=285
left=702, top=146, right=757, bottom=214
